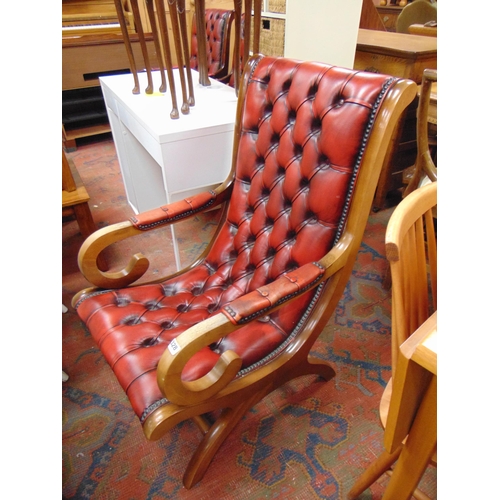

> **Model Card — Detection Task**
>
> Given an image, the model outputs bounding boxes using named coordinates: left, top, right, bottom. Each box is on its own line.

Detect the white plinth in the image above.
left=100, top=69, right=238, bottom=269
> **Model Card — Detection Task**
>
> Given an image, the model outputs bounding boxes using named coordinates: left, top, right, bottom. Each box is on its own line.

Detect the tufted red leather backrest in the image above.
left=207, top=56, right=393, bottom=295
left=76, top=56, right=398, bottom=422
left=190, top=9, right=234, bottom=77
left=191, top=56, right=397, bottom=372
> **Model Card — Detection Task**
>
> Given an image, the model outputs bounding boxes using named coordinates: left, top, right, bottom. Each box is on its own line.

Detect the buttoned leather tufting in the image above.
left=190, top=9, right=234, bottom=79
left=74, top=55, right=416, bottom=489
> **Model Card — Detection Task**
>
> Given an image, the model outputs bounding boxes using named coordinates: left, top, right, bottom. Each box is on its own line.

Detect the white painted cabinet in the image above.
left=100, top=69, right=238, bottom=268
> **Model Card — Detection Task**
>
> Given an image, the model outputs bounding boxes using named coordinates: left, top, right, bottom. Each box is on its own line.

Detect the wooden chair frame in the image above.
left=62, top=148, right=107, bottom=271
left=404, top=68, right=437, bottom=197
left=73, top=56, right=416, bottom=488
left=348, top=181, right=437, bottom=500
left=189, top=8, right=235, bottom=80
left=113, top=0, right=262, bottom=118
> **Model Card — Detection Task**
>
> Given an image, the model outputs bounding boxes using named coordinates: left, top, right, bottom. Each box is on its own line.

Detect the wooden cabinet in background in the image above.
left=354, top=29, right=437, bottom=210
left=354, top=29, right=437, bottom=84
left=375, top=5, right=403, bottom=31
left=62, top=33, right=161, bottom=150
left=62, top=0, right=188, bottom=150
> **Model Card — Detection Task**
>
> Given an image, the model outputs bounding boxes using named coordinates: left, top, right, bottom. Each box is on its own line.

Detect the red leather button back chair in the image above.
left=190, top=8, right=235, bottom=80
left=72, top=55, right=416, bottom=489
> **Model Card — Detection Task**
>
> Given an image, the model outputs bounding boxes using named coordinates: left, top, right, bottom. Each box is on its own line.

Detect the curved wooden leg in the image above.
left=114, top=0, right=140, bottom=94
left=347, top=446, right=402, bottom=499
left=183, top=390, right=266, bottom=489
left=298, top=355, right=336, bottom=381
left=155, top=0, right=180, bottom=118
left=130, top=0, right=154, bottom=94
left=146, top=0, right=167, bottom=93
left=182, top=356, right=335, bottom=489
left=169, top=0, right=190, bottom=114
left=194, top=0, right=210, bottom=86
left=178, top=0, right=197, bottom=104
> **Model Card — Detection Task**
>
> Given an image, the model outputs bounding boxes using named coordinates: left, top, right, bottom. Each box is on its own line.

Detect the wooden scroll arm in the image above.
left=77, top=221, right=147, bottom=290
left=157, top=232, right=354, bottom=406
left=77, top=188, right=230, bottom=290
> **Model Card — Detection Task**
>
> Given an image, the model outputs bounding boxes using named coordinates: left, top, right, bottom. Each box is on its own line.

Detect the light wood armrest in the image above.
left=157, top=312, right=242, bottom=405
left=77, top=187, right=232, bottom=290
left=129, top=190, right=219, bottom=230
left=156, top=232, right=354, bottom=406
left=220, top=262, right=326, bottom=324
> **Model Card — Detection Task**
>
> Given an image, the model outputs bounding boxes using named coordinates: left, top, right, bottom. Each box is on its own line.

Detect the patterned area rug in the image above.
left=62, top=136, right=436, bottom=499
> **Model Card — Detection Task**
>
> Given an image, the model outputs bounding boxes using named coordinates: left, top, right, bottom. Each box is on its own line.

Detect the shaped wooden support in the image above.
left=145, top=0, right=167, bottom=93
left=113, top=0, right=140, bottom=94
left=130, top=0, right=154, bottom=94
left=155, top=0, right=181, bottom=119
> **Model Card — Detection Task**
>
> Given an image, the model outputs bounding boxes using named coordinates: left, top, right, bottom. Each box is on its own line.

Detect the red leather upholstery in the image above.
left=190, top=9, right=234, bottom=79
left=75, top=56, right=397, bottom=423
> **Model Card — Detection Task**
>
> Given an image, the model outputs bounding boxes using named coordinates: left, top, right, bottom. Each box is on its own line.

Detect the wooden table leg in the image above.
left=169, top=0, right=190, bottom=114
left=155, top=0, right=180, bottom=119
left=130, top=0, right=154, bottom=94
left=114, top=0, right=141, bottom=94
left=146, top=0, right=167, bottom=93
left=195, top=0, right=210, bottom=87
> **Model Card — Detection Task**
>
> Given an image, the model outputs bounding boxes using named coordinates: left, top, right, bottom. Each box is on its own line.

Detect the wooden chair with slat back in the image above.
left=348, top=181, right=437, bottom=500
left=71, top=55, right=416, bottom=489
